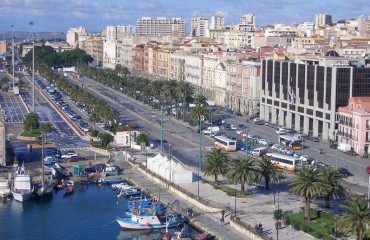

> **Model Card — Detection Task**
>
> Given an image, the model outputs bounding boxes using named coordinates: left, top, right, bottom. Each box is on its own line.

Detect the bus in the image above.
left=279, top=135, right=303, bottom=150
left=265, top=153, right=301, bottom=171
left=214, top=136, right=237, bottom=152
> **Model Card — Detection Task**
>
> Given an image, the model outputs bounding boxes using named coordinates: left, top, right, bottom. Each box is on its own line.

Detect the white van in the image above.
left=276, top=128, right=286, bottom=135
left=251, top=147, right=268, bottom=157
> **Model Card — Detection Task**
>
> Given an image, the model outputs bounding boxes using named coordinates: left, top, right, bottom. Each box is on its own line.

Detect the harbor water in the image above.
left=0, top=184, right=196, bottom=240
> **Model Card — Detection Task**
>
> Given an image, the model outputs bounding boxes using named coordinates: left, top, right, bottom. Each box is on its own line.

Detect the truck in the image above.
left=337, top=143, right=351, bottom=152
left=251, top=147, right=269, bottom=157
left=202, top=126, right=220, bottom=135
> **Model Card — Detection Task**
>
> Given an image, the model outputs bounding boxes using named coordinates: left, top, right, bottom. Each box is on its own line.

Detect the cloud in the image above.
left=71, top=11, right=89, bottom=18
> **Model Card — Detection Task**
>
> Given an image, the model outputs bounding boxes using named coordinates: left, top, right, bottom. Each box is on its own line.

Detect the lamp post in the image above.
left=197, top=116, right=203, bottom=198
left=11, top=25, right=15, bottom=90
left=30, top=21, right=35, bottom=112
left=234, top=182, right=237, bottom=217
left=160, top=105, right=164, bottom=153
left=245, top=127, right=249, bottom=157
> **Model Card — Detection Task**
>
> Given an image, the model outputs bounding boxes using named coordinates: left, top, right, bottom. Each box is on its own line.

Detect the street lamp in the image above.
left=30, top=21, right=35, bottom=112
left=234, top=182, right=237, bottom=217
left=245, top=127, right=249, bottom=157
left=197, top=115, right=203, bottom=198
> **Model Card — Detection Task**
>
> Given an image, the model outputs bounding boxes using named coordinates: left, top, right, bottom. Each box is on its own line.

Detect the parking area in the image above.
left=0, top=91, right=29, bottom=124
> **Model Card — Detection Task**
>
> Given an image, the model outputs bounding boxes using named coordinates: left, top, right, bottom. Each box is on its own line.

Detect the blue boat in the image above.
left=101, top=178, right=123, bottom=184
left=116, top=212, right=185, bottom=230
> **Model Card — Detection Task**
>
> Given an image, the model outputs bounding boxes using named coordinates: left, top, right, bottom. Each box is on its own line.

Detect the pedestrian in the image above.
left=220, top=217, right=225, bottom=227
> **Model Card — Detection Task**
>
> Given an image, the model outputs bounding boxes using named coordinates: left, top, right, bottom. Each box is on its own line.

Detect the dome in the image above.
left=325, top=50, right=340, bottom=57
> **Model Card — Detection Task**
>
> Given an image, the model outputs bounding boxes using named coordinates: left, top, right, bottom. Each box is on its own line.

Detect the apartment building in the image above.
left=260, top=53, right=370, bottom=141
left=136, top=17, right=186, bottom=36
left=80, top=36, right=104, bottom=66
left=210, top=14, right=225, bottom=30
left=0, top=41, right=6, bottom=54
left=315, top=13, right=332, bottom=29
left=191, top=16, right=210, bottom=37
left=337, top=97, right=370, bottom=154
left=239, top=13, right=256, bottom=32
left=66, top=26, right=87, bottom=47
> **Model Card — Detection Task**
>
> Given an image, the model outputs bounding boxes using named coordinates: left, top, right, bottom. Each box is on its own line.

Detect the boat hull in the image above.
left=0, top=190, right=11, bottom=198
left=12, top=190, right=34, bottom=202
left=116, top=217, right=183, bottom=230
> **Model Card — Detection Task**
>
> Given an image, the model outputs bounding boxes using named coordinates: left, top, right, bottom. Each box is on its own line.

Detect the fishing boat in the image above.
left=64, top=181, right=74, bottom=196
left=118, top=188, right=141, bottom=198
left=52, top=163, right=70, bottom=179
left=12, top=164, right=34, bottom=202
left=0, top=178, right=11, bottom=198
left=101, top=177, right=123, bottom=184
left=116, top=212, right=185, bottom=230
left=104, top=164, right=119, bottom=176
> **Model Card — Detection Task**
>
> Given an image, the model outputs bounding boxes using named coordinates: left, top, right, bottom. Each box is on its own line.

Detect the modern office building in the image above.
left=260, top=52, right=370, bottom=141
left=315, top=13, right=332, bottom=28
left=191, top=16, right=210, bottom=37
left=337, top=97, right=370, bottom=154
left=136, top=17, right=186, bottom=36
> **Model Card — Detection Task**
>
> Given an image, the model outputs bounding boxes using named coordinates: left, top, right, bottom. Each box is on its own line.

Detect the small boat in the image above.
left=33, top=181, right=54, bottom=200
left=12, top=164, right=34, bottom=202
left=118, top=188, right=141, bottom=198
left=64, top=181, right=74, bottom=196
left=101, top=178, right=123, bottom=184
left=116, top=212, right=185, bottom=230
left=0, top=178, right=11, bottom=198
left=53, top=163, right=71, bottom=179
left=104, top=164, right=119, bottom=176
left=111, top=183, right=134, bottom=191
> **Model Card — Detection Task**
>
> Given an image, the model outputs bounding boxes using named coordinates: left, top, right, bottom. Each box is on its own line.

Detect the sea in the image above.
left=0, top=184, right=195, bottom=240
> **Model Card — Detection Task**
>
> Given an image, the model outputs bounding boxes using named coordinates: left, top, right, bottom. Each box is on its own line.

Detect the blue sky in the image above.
left=1, top=0, right=370, bottom=32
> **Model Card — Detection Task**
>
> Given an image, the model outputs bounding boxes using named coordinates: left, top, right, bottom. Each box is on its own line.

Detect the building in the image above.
left=0, top=114, right=5, bottom=166
left=191, top=16, right=210, bottom=37
left=337, top=97, right=370, bottom=154
left=0, top=41, right=6, bottom=54
left=239, top=13, right=256, bottom=32
left=260, top=52, right=370, bottom=141
left=210, top=14, right=225, bottom=30
left=136, top=17, right=186, bottom=36
left=66, top=27, right=87, bottom=47
left=80, top=36, right=104, bottom=66
left=315, top=13, right=332, bottom=29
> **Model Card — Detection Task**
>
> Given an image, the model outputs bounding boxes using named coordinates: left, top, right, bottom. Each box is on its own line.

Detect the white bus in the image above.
left=265, top=153, right=301, bottom=171
left=214, top=136, right=237, bottom=152
left=279, top=135, right=303, bottom=150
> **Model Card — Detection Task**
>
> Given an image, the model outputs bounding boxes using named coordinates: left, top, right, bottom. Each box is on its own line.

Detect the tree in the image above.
left=40, top=123, right=52, bottom=143
left=227, top=157, right=258, bottom=193
left=0, top=76, right=8, bottom=91
left=98, top=133, right=114, bottom=148
left=338, top=197, right=370, bottom=240
left=204, top=148, right=229, bottom=184
left=194, top=94, right=207, bottom=106
left=136, top=133, right=149, bottom=146
left=176, top=81, right=193, bottom=119
left=320, top=167, right=347, bottom=208
left=90, top=129, right=99, bottom=138
left=23, top=45, right=56, bottom=67
left=23, top=112, right=40, bottom=133
left=257, top=157, right=285, bottom=190
left=289, top=167, right=328, bottom=222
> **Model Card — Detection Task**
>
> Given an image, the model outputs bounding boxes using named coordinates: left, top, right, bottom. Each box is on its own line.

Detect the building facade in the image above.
left=315, top=13, right=332, bottom=29
left=136, top=17, right=186, bottom=36
left=260, top=57, right=370, bottom=141
left=337, top=97, right=370, bottom=154
left=0, top=41, right=6, bottom=54
left=191, top=16, right=210, bottom=37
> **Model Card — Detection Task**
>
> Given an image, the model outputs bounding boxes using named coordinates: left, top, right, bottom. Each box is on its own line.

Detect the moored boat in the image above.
left=116, top=212, right=185, bottom=230
left=0, top=178, right=11, bottom=198
left=101, top=178, right=123, bottom=184
left=12, top=164, right=34, bottom=202
left=64, top=181, right=74, bottom=196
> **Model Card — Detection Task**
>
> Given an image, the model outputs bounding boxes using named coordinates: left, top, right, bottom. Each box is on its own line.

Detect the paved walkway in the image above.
left=119, top=157, right=314, bottom=240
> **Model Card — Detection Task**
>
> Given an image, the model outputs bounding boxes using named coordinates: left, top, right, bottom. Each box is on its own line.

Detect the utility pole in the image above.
left=30, top=21, right=35, bottom=112
left=160, top=105, right=163, bottom=153
left=11, top=25, right=15, bottom=91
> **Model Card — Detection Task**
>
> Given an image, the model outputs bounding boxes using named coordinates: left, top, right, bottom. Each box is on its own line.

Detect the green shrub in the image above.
left=321, top=211, right=336, bottom=221
left=292, top=223, right=300, bottom=231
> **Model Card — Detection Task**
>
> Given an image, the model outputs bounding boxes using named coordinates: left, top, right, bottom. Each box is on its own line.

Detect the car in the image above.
left=345, top=150, right=359, bottom=156
left=69, top=156, right=85, bottom=162
left=61, top=152, right=78, bottom=159
left=255, top=121, right=264, bottom=125
left=238, top=124, right=245, bottom=128
left=367, top=166, right=370, bottom=174
left=258, top=139, right=269, bottom=146
left=329, top=143, right=338, bottom=149
left=338, top=167, right=352, bottom=177
left=310, top=137, right=320, bottom=142
left=230, top=125, right=237, bottom=130
left=209, top=132, right=221, bottom=138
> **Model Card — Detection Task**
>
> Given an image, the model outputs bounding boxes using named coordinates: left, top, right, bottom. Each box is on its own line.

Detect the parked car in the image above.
left=258, top=139, right=269, bottom=146
left=230, top=125, right=237, bottom=130
left=367, top=166, right=370, bottom=174
left=329, top=143, right=338, bottom=149
left=238, top=124, right=245, bottom=128
left=255, top=121, right=264, bottom=125
left=310, top=137, right=319, bottom=142
left=338, top=167, right=352, bottom=177
left=61, top=152, right=78, bottom=159
left=345, top=150, right=359, bottom=156
left=69, top=156, right=85, bottom=162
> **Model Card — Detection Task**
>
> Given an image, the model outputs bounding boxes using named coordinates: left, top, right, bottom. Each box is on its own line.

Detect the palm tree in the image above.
left=338, top=197, right=370, bottom=240
left=320, top=167, right=347, bottom=208
left=194, top=94, right=207, bottom=106
left=227, top=157, right=258, bottom=193
left=204, top=148, right=229, bottom=184
left=176, top=81, right=193, bottom=119
left=289, top=167, right=328, bottom=222
left=257, top=157, right=285, bottom=190
left=40, top=123, right=52, bottom=143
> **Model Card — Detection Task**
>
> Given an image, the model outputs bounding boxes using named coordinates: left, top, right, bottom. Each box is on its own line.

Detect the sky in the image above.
left=1, top=0, right=370, bottom=33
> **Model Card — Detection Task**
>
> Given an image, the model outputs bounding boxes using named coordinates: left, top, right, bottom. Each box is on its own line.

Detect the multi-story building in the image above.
left=66, top=26, right=87, bottom=47
left=136, top=17, right=186, bottom=36
left=358, top=15, right=370, bottom=35
left=239, top=13, right=256, bottom=32
left=337, top=97, right=370, bottom=154
left=80, top=36, right=104, bottom=66
left=0, top=41, right=6, bottom=54
left=315, top=13, right=332, bottom=29
left=210, top=14, right=225, bottom=30
left=0, top=114, right=5, bottom=166
left=191, top=16, right=210, bottom=37
left=132, top=44, right=145, bottom=75
left=260, top=52, right=370, bottom=141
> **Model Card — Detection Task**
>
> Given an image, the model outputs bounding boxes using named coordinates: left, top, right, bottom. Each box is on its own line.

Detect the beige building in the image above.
left=191, top=16, right=210, bottom=37
left=0, top=41, right=6, bottom=54
left=315, top=13, right=332, bottom=29
left=81, top=36, right=104, bottom=66
left=136, top=17, right=186, bottom=36
left=66, top=26, right=87, bottom=47
left=0, top=114, right=6, bottom=166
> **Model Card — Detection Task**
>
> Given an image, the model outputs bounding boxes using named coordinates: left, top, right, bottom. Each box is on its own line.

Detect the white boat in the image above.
left=116, top=212, right=184, bottom=230
left=12, top=164, right=34, bottom=202
left=0, top=178, right=11, bottom=198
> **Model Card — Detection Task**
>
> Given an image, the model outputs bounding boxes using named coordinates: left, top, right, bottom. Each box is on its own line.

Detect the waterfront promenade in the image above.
left=121, top=159, right=314, bottom=240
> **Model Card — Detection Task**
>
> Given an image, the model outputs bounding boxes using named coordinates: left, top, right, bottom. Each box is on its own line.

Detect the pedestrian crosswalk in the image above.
left=59, top=147, right=90, bottom=151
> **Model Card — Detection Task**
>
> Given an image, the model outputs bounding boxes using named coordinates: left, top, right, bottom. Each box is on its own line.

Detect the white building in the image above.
left=136, top=17, right=186, bottom=36
left=315, top=13, right=332, bottom=29
left=191, top=16, right=210, bottom=37
left=210, top=14, right=225, bottom=30
left=239, top=13, right=256, bottom=32
left=66, top=26, right=87, bottom=47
